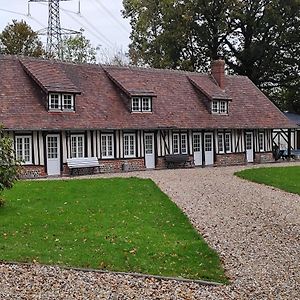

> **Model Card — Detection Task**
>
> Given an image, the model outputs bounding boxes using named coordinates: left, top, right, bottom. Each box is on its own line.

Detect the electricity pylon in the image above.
left=28, top=0, right=79, bottom=59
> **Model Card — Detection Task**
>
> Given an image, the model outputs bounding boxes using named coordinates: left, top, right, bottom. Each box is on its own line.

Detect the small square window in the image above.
left=132, top=97, right=140, bottom=112
left=62, top=94, right=74, bottom=110
left=142, top=97, right=151, bottom=112
left=220, top=101, right=227, bottom=114
left=212, top=101, right=218, bottom=113
left=49, top=94, right=60, bottom=110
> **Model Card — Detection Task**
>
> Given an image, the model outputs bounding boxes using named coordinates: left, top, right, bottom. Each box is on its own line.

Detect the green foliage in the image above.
left=0, top=20, right=45, bottom=57
left=235, top=166, right=300, bottom=195
left=0, top=178, right=227, bottom=282
left=123, top=0, right=300, bottom=106
left=0, top=126, right=20, bottom=194
left=62, top=29, right=96, bottom=63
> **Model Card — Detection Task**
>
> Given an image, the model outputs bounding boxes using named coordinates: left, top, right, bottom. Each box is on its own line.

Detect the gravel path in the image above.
left=1, top=162, right=300, bottom=299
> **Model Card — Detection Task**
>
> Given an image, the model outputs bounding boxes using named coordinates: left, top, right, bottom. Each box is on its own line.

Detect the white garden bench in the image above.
left=66, top=157, right=100, bottom=175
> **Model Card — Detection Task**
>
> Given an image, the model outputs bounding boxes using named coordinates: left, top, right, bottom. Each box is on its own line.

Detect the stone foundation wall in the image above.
left=215, top=153, right=246, bottom=166
left=19, top=165, right=46, bottom=179
left=254, top=152, right=274, bottom=163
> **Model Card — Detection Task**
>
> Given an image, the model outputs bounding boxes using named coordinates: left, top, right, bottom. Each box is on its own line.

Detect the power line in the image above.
left=92, top=0, right=130, bottom=35
left=61, top=8, right=115, bottom=48
left=0, top=8, right=45, bottom=28
left=33, top=1, right=115, bottom=49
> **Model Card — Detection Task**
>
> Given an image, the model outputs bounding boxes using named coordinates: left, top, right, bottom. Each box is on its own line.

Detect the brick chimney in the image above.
left=211, top=59, right=225, bottom=89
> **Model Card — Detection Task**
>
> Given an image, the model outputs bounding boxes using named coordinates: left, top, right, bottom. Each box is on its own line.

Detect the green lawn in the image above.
left=235, top=166, right=300, bottom=195
left=0, top=178, right=227, bottom=283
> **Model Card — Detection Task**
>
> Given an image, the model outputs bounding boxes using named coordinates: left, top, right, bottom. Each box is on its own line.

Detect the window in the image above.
left=211, top=100, right=228, bottom=114
left=259, top=133, right=264, bottom=151
left=246, top=134, right=252, bottom=150
left=142, top=97, right=151, bottom=112
left=218, top=133, right=224, bottom=153
left=49, top=94, right=60, bottom=110
left=62, top=94, right=74, bottom=110
left=49, top=93, right=75, bottom=111
left=181, top=133, right=188, bottom=154
left=132, top=97, right=140, bottom=112
left=71, top=135, right=84, bottom=158
left=225, top=133, right=231, bottom=152
left=205, top=134, right=212, bottom=151
left=131, top=97, right=152, bottom=112
left=212, top=101, right=218, bottom=113
left=124, top=133, right=136, bottom=157
left=220, top=101, right=227, bottom=114
left=173, top=133, right=188, bottom=154
left=101, top=134, right=114, bottom=158
left=173, top=133, right=179, bottom=154
left=15, top=136, right=32, bottom=164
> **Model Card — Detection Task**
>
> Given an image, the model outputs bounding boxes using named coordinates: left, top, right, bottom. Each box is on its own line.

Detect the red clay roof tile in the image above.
left=0, top=55, right=295, bottom=131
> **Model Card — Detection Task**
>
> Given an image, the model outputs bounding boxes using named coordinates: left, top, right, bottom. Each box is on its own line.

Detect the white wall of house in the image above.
left=273, top=129, right=297, bottom=150
left=10, top=127, right=277, bottom=174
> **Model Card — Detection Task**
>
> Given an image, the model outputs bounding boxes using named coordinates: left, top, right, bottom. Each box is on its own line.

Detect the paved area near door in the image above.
left=1, top=163, right=300, bottom=299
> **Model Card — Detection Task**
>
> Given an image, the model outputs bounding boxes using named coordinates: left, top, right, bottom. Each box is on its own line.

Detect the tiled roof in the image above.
left=104, top=66, right=156, bottom=97
left=20, top=58, right=81, bottom=94
left=188, top=75, right=231, bottom=100
left=0, top=55, right=295, bottom=131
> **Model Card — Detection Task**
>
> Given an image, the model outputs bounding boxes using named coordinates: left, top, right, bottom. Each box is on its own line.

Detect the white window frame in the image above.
left=71, top=134, right=85, bottom=158
left=173, top=133, right=180, bottom=154
left=259, top=132, right=264, bottom=151
left=101, top=134, right=114, bottom=159
left=211, top=100, right=228, bottom=114
left=49, top=93, right=75, bottom=111
left=204, top=134, right=213, bottom=152
left=131, top=97, right=141, bottom=112
left=181, top=133, right=188, bottom=154
left=62, top=94, right=74, bottom=111
left=49, top=93, right=61, bottom=111
left=124, top=133, right=136, bottom=158
left=212, top=101, right=218, bottom=113
left=218, top=133, right=224, bottom=153
left=142, top=97, right=152, bottom=112
left=220, top=101, right=228, bottom=114
left=131, top=97, right=152, bottom=113
left=225, top=132, right=232, bottom=153
left=15, top=135, right=32, bottom=164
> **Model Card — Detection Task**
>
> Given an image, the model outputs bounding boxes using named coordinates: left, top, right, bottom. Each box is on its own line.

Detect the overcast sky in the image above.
left=0, top=0, right=131, bottom=58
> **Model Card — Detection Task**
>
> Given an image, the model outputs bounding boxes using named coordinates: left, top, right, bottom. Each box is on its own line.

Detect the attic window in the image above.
left=211, top=100, right=228, bottom=114
left=49, top=93, right=75, bottom=111
left=131, top=97, right=152, bottom=113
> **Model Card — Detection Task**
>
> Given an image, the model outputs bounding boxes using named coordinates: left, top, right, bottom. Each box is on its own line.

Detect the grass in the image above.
left=0, top=178, right=227, bottom=283
left=235, top=166, right=300, bottom=195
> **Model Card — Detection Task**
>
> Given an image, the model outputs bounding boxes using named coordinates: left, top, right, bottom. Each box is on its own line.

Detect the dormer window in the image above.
left=131, top=96, right=152, bottom=113
left=211, top=100, right=228, bottom=114
left=48, top=93, right=75, bottom=111
left=49, top=93, right=60, bottom=110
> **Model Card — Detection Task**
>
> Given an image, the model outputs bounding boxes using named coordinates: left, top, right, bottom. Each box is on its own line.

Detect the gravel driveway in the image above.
left=1, top=162, right=300, bottom=299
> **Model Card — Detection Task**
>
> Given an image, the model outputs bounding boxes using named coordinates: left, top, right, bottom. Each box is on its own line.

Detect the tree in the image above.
left=62, top=29, right=96, bottom=64
left=0, top=20, right=44, bottom=57
left=0, top=126, right=21, bottom=206
left=123, top=0, right=300, bottom=107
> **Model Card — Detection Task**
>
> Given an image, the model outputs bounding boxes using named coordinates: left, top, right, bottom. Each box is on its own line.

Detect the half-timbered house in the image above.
left=0, top=55, right=296, bottom=177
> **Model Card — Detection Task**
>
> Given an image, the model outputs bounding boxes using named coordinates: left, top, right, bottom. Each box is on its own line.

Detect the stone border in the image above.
left=1, top=261, right=223, bottom=286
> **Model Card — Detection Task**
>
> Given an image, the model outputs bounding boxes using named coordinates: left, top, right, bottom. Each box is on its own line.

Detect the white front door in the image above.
left=204, top=133, right=214, bottom=165
left=246, top=132, right=254, bottom=162
left=47, top=134, right=61, bottom=176
left=193, top=133, right=202, bottom=166
left=144, top=133, right=155, bottom=169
